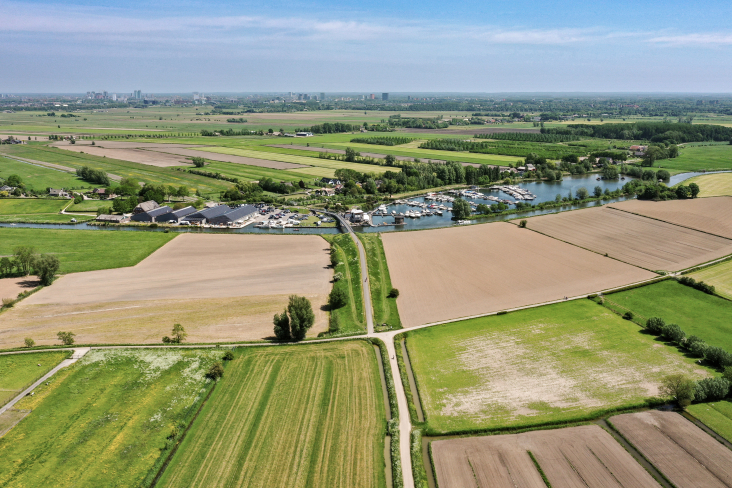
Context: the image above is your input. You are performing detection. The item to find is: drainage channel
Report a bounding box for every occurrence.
[400,338,424,423]
[681,411,732,450]
[373,344,394,488]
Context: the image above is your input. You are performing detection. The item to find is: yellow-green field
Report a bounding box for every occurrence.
[689,259,732,300]
[158,341,386,488]
[0,352,69,407]
[685,172,732,197]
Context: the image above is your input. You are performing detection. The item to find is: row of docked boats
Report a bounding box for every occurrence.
[487,185,537,200]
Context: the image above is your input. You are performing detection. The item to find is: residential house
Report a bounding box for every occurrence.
[49,188,70,198]
[133,200,160,214]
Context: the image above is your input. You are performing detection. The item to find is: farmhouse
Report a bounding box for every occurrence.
[156,206,196,223]
[96,214,129,223]
[320,178,342,186]
[130,205,172,223]
[133,200,160,214]
[314,188,336,196]
[0,185,14,192]
[48,188,69,198]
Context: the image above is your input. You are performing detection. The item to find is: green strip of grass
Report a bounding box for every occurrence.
[0,351,70,406]
[687,401,732,443]
[321,234,365,334]
[0,227,176,274]
[356,233,402,330]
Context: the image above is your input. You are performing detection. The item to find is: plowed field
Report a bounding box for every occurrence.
[381,222,654,327]
[158,341,386,488]
[610,196,732,240]
[611,410,732,488]
[523,206,732,271]
[432,425,658,488]
[0,234,331,347]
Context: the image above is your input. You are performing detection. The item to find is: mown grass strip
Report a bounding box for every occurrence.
[321,234,365,334]
[357,233,402,331]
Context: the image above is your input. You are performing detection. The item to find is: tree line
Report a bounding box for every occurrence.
[542,122,732,143]
[349,136,414,146]
[76,166,110,186]
[474,132,581,143]
[0,246,60,287]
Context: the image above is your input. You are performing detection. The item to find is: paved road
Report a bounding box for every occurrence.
[0,347,90,416]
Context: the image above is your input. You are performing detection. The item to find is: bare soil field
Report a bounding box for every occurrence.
[610,196,732,240]
[51,140,308,169]
[0,277,39,301]
[381,222,654,327]
[523,206,732,272]
[0,234,331,346]
[432,425,658,488]
[611,410,732,488]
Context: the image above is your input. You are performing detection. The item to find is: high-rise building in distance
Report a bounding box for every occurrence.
[320,92,325,101]
[133,90,142,99]
[382,93,389,101]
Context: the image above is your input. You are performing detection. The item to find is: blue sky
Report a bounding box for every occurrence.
[3,0,732,93]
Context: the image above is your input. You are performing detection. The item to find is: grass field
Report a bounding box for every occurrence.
[322,234,365,334]
[356,233,402,330]
[0,156,88,191]
[0,227,176,274]
[0,348,223,487]
[685,172,732,197]
[405,300,709,434]
[0,198,84,223]
[66,199,113,212]
[657,144,732,172]
[0,351,69,407]
[158,341,386,488]
[688,401,732,443]
[690,259,732,300]
[603,280,732,351]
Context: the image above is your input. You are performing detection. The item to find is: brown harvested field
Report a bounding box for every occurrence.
[610,196,732,240]
[0,234,332,347]
[523,206,732,272]
[0,277,40,301]
[432,425,659,488]
[611,410,732,488]
[381,222,654,327]
[51,140,308,169]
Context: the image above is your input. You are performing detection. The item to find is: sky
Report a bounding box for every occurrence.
[3,0,732,93]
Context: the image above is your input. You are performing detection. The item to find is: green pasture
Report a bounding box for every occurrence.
[196,160,319,184]
[0,198,81,223]
[404,300,709,434]
[690,259,732,300]
[603,280,732,351]
[655,144,732,172]
[66,199,111,212]
[0,352,69,407]
[322,234,365,334]
[688,401,732,443]
[0,228,176,274]
[158,342,386,488]
[0,156,88,191]
[0,348,223,488]
[356,233,402,330]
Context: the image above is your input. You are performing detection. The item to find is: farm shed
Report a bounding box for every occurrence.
[130,206,172,223]
[156,206,196,223]
[183,205,232,225]
[96,214,129,223]
[208,205,257,226]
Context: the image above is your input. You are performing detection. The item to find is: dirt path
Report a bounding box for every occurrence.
[0,347,90,416]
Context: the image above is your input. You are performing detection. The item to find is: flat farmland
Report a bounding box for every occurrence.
[685,172,732,197]
[381,222,654,327]
[688,401,732,443]
[690,258,732,299]
[1,234,331,347]
[611,411,732,488]
[523,206,732,272]
[659,144,732,171]
[0,351,69,407]
[0,349,222,487]
[432,425,659,488]
[405,300,708,433]
[0,198,69,223]
[158,341,386,488]
[0,155,86,191]
[0,276,39,301]
[51,140,195,167]
[610,196,732,240]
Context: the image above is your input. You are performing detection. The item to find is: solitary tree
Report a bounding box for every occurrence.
[24,337,35,348]
[206,362,224,380]
[575,187,589,200]
[57,331,75,345]
[660,374,695,408]
[451,197,472,220]
[163,323,187,343]
[35,254,60,286]
[191,157,205,168]
[388,288,400,298]
[329,287,348,309]
[288,295,315,341]
[593,186,603,198]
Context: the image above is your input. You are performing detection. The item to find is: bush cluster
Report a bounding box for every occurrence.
[678,276,716,295]
[645,316,732,369]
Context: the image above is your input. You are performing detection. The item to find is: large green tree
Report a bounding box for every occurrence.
[35,254,60,286]
[273,308,291,340]
[451,197,472,220]
[288,295,315,341]
[13,246,36,276]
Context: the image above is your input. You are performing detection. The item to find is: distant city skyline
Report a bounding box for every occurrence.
[3,0,732,93]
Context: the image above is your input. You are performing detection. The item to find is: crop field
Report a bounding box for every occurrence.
[0,351,69,407]
[431,425,659,488]
[199,160,314,184]
[602,280,732,351]
[0,348,222,487]
[381,222,654,328]
[51,140,197,168]
[404,300,708,433]
[688,401,732,443]
[659,144,732,172]
[0,155,87,191]
[684,172,732,197]
[522,206,732,272]
[690,258,732,300]
[0,277,39,301]
[356,233,401,329]
[1,234,331,347]
[322,234,365,334]
[610,196,732,240]
[158,341,386,488]
[610,411,732,488]
[0,227,176,274]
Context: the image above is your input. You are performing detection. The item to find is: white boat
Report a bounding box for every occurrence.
[413,211,422,218]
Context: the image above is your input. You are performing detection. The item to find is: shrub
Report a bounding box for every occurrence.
[273,308,290,341]
[645,317,665,334]
[706,346,732,369]
[2,297,15,308]
[723,366,732,383]
[660,374,696,408]
[388,288,400,299]
[330,249,339,267]
[329,287,348,309]
[333,272,344,282]
[622,311,634,320]
[206,362,224,380]
[661,323,686,344]
[24,337,35,348]
[689,340,709,358]
[694,377,731,402]
[222,351,234,361]
[57,331,75,345]
[518,219,527,228]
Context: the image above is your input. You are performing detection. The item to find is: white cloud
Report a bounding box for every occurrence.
[649,33,732,46]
